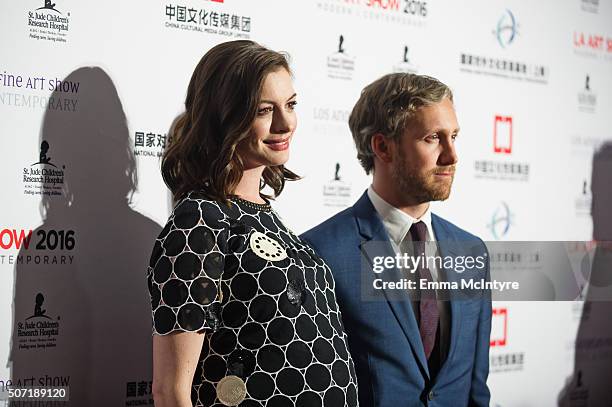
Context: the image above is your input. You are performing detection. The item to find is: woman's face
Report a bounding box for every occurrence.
[238,68,297,169]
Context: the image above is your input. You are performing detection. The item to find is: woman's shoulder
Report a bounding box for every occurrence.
[150,191,233,267]
[173,189,218,208]
[169,190,238,230]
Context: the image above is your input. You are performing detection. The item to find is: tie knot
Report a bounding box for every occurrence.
[409,221,428,242]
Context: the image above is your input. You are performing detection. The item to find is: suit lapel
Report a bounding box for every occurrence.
[353,192,430,378]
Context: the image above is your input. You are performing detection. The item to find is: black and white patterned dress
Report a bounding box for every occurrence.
[147,191,359,407]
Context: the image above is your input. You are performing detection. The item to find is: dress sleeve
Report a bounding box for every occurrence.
[147,196,227,335]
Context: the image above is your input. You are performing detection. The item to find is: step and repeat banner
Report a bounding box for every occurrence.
[1,0,611,406]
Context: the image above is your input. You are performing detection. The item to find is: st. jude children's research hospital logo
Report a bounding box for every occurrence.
[16,293,61,350]
[27,0,71,43]
[22,140,66,197]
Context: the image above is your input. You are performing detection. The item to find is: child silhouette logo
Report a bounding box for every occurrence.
[32,140,58,168]
[37,0,60,13]
[338,35,344,53]
[585,75,590,91]
[27,293,52,320]
[39,141,51,164]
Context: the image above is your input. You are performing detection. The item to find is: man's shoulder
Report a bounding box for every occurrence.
[432,213,483,244]
[300,206,357,244]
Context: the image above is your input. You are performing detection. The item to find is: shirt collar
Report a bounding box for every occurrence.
[367,185,436,246]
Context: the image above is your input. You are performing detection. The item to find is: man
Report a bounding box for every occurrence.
[301,73,491,406]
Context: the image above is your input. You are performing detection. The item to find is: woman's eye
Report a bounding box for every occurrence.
[426,134,439,142]
[257,106,273,115]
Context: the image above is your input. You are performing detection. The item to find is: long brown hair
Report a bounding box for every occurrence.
[162,40,299,203]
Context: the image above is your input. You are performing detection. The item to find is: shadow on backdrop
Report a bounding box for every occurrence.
[559,142,612,406]
[9,67,162,406]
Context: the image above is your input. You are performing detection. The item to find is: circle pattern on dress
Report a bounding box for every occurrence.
[147,192,358,406]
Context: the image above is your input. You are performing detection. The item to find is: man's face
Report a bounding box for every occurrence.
[391,97,459,204]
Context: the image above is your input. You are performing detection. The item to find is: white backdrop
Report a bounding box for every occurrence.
[1,0,611,406]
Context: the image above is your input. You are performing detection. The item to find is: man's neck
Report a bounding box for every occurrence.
[370,180,430,220]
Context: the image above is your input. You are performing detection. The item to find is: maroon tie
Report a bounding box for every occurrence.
[409,221,439,359]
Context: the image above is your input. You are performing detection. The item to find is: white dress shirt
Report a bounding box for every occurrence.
[367,185,439,281]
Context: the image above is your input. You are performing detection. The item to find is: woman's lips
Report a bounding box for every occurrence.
[263,137,290,151]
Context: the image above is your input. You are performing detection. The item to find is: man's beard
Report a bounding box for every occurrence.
[391,153,455,204]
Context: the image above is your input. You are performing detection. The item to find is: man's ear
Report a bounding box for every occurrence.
[371,133,394,164]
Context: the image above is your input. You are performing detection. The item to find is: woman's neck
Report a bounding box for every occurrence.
[234,166,266,203]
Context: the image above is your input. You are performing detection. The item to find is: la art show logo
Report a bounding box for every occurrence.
[0,226,76,265]
[573,30,612,60]
[316,0,428,27]
[27,0,71,43]
[0,70,80,112]
[22,140,66,197]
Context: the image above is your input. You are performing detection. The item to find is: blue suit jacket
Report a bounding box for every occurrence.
[301,191,491,407]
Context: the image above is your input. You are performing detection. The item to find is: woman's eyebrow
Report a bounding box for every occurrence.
[259,93,297,104]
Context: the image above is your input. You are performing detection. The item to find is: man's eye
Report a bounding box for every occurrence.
[287,101,298,110]
[426,134,440,142]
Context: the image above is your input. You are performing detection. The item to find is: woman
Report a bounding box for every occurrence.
[147,40,358,407]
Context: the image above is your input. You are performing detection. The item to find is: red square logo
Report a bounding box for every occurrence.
[494,115,513,154]
[490,307,508,347]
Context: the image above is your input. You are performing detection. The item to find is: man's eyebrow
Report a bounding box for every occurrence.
[424,126,460,134]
